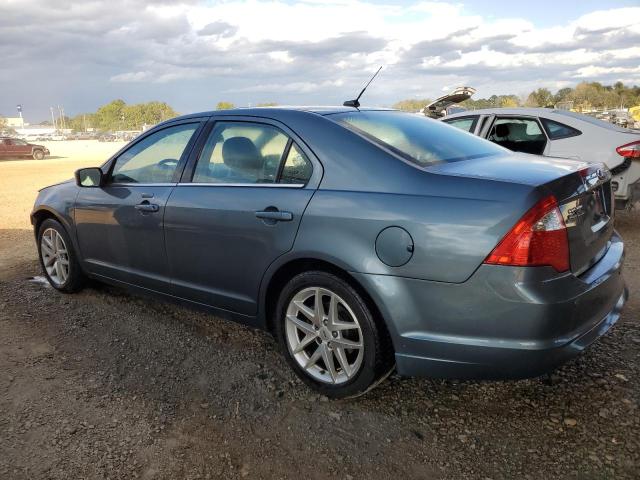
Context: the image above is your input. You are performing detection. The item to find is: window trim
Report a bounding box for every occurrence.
[540,117,582,140]
[103,120,206,186]
[182,118,315,188]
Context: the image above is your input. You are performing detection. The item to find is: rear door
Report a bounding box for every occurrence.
[74,120,204,291]
[164,116,322,316]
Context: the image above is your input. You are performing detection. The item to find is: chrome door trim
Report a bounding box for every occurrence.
[175,183,305,188]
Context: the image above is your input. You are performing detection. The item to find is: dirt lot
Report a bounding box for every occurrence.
[1,150,639,479]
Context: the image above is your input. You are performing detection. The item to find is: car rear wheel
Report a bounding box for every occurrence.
[275,271,393,398]
[32,149,44,160]
[37,218,86,293]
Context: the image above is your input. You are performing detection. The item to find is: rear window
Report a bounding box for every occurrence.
[332,110,504,167]
[540,118,581,139]
[552,110,635,133]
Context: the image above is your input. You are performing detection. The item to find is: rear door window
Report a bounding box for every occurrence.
[443,116,478,133]
[487,117,547,155]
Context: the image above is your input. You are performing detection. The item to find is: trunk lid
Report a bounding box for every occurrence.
[429,152,614,275]
[556,166,614,275]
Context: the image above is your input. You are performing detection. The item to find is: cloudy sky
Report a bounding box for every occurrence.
[1,0,639,121]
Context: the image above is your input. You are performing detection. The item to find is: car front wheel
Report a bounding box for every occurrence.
[37,218,86,292]
[275,271,393,398]
[32,149,45,160]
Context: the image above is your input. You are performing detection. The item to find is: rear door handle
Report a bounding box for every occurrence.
[255,210,293,222]
[135,203,159,213]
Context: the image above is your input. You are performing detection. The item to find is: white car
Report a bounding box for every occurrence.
[443,108,640,209]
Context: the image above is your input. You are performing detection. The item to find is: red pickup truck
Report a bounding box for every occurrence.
[0,137,50,160]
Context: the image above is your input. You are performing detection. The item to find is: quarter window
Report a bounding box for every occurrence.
[280,143,312,184]
[540,118,581,140]
[444,116,478,133]
[110,123,198,184]
[193,122,289,184]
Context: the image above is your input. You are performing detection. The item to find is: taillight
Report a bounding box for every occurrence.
[484,195,569,272]
[616,140,640,159]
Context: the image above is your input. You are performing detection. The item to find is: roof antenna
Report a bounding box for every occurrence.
[343,66,383,108]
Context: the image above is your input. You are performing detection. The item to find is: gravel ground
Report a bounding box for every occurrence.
[0,156,639,479]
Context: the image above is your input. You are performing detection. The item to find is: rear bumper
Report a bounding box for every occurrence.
[353,231,627,380]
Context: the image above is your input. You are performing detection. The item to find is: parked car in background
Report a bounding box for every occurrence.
[31,107,627,397]
[0,137,50,160]
[98,134,118,142]
[443,108,640,209]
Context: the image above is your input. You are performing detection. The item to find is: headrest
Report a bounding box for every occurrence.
[495,123,510,137]
[222,137,261,170]
[509,123,528,136]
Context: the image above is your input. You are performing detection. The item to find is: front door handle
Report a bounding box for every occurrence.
[255,210,293,222]
[135,202,159,213]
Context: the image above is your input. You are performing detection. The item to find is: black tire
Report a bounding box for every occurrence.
[275,271,394,399]
[32,149,45,160]
[37,218,86,293]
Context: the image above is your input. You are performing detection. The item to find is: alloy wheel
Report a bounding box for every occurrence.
[40,227,70,286]
[285,287,364,384]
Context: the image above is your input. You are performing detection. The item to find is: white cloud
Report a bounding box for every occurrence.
[0,0,638,119]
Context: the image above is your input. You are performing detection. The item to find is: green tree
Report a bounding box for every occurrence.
[256,102,279,107]
[525,88,554,107]
[95,99,126,130]
[216,101,235,110]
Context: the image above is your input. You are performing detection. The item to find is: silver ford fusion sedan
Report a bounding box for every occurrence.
[32,107,628,398]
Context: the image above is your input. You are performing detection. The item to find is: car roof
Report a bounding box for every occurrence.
[160,106,395,124]
[444,107,637,132]
[445,107,561,118]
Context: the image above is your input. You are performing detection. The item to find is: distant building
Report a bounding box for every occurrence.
[1,116,26,127]
[15,125,56,136]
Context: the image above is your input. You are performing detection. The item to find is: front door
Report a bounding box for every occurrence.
[74,121,203,292]
[164,119,319,316]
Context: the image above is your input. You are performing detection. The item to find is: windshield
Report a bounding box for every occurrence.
[331,110,505,167]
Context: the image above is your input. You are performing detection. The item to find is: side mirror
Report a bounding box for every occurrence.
[75,167,104,187]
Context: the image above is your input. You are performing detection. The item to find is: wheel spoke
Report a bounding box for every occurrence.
[44,253,56,267]
[332,337,363,350]
[287,314,315,336]
[53,260,62,280]
[314,288,324,318]
[331,320,359,331]
[58,257,69,266]
[334,346,351,377]
[293,300,316,323]
[322,347,338,383]
[41,243,54,257]
[304,345,323,370]
[54,232,64,252]
[293,332,317,354]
